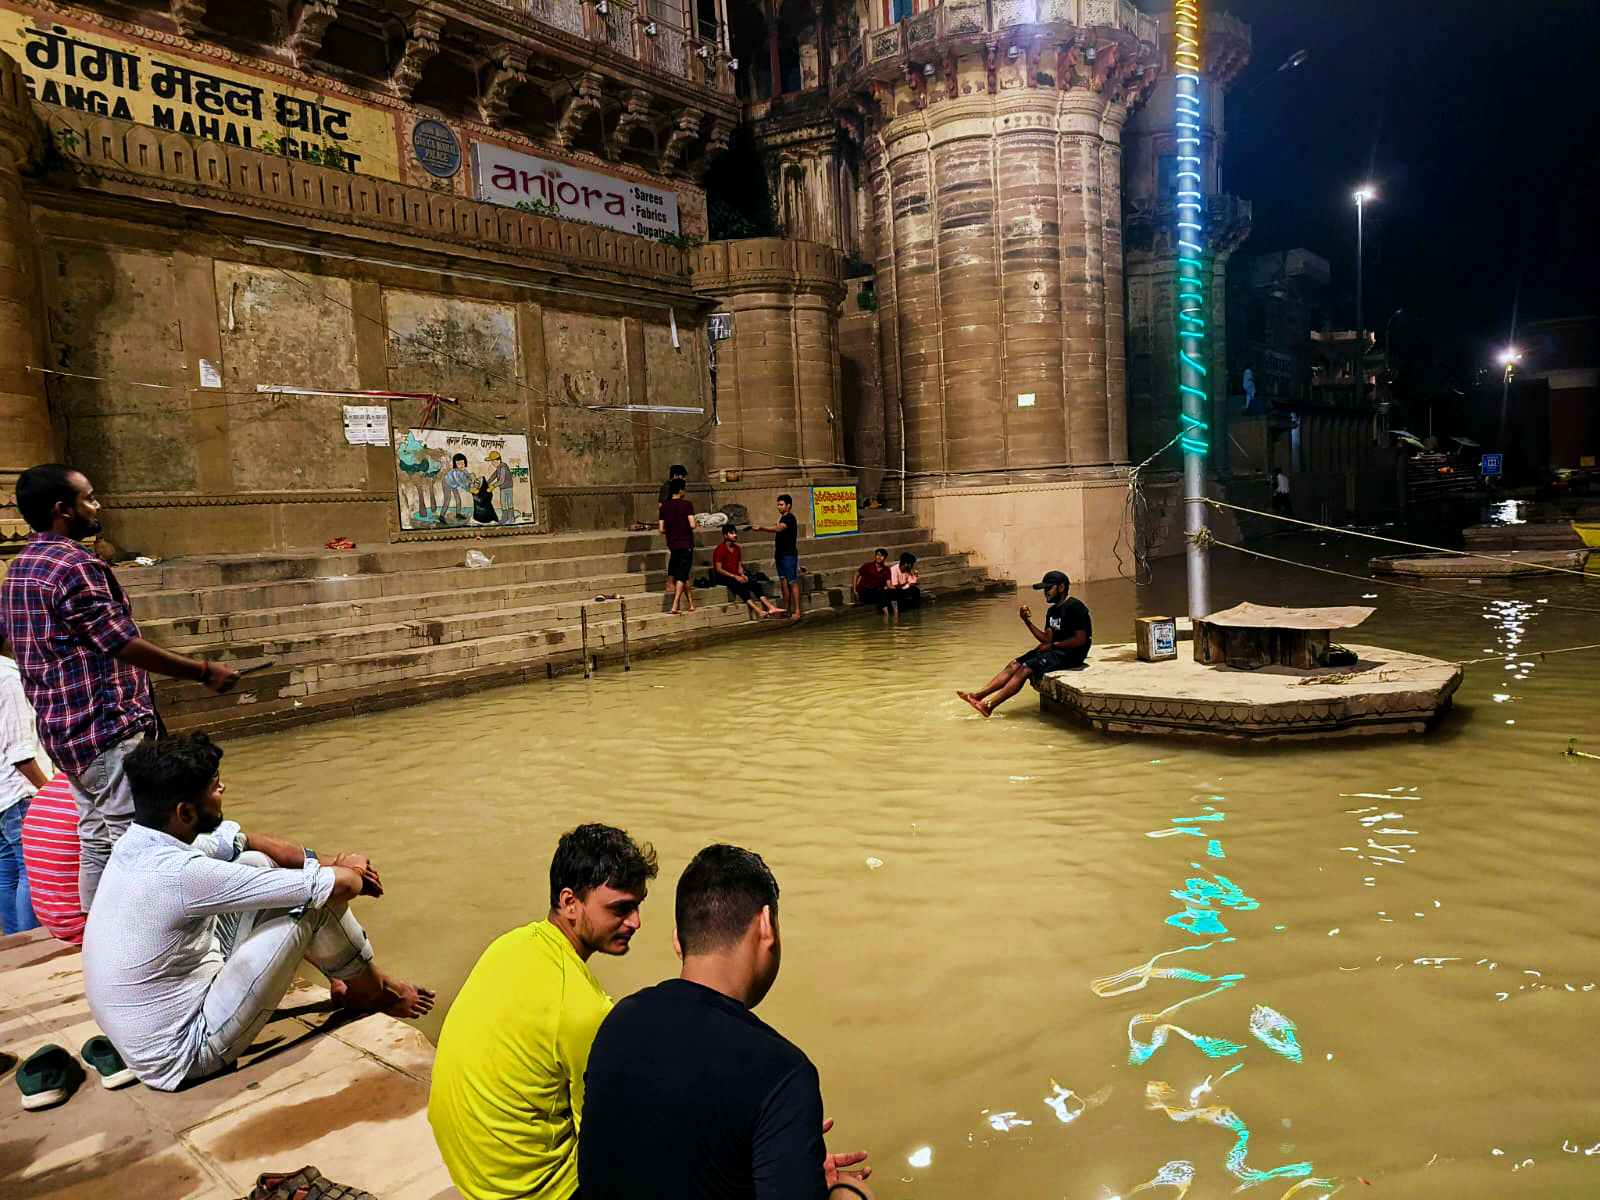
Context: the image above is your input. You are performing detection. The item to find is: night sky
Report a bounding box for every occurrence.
[1218,0,1594,350]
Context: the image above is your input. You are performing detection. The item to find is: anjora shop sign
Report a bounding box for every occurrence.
[0,8,401,178]
[471,141,680,240]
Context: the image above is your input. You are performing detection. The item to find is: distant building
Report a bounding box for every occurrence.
[1222,248,1397,522]
[1519,315,1599,469]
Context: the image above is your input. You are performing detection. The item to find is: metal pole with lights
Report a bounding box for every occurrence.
[1353,186,1374,406]
[1173,0,1209,619]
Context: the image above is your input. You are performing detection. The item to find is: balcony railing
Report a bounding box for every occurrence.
[854,0,1156,73]
[511,0,733,92]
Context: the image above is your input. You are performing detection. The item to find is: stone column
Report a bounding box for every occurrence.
[690,238,844,479]
[867,141,904,492]
[995,95,1064,471]
[883,129,945,475]
[1100,104,1130,465]
[1059,93,1109,466]
[929,101,1003,473]
[0,51,52,536]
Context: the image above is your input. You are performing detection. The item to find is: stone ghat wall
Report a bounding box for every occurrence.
[1,54,732,554]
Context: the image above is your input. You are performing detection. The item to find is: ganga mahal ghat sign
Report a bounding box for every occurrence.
[0,8,401,176]
[2,7,693,237]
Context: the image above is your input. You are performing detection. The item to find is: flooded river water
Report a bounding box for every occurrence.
[219,534,1598,1199]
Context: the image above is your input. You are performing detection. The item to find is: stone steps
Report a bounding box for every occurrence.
[124,514,999,735]
[118,514,928,596]
[123,528,945,621]
[155,562,997,737]
[145,553,973,664]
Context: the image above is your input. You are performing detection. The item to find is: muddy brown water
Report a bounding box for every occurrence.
[218,536,1599,1198]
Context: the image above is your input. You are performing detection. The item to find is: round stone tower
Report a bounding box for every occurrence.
[834,1,1161,578]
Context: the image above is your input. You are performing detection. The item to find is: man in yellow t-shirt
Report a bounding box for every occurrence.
[429,824,658,1200]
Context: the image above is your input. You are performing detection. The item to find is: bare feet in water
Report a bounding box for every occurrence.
[332,972,437,1019]
[957,691,991,718]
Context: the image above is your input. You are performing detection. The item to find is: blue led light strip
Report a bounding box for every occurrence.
[1173,0,1207,456]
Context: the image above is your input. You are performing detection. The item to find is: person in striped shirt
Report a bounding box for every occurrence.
[20,773,85,945]
[1,636,46,933]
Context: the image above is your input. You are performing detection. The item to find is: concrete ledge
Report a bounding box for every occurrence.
[0,929,454,1200]
[1036,642,1464,742]
[1368,550,1588,577]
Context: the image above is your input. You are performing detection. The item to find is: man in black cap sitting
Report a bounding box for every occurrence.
[958,570,1091,717]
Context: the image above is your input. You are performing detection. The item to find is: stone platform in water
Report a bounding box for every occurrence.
[1369,550,1588,577]
[0,929,455,1200]
[1035,642,1463,742]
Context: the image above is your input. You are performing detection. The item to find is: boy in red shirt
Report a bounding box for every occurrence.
[712,527,784,618]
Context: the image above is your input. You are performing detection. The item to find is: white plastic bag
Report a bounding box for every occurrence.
[465,549,494,568]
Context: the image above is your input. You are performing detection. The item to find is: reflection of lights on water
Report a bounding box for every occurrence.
[1248,1006,1303,1062]
[907,1146,932,1168]
[1091,942,1242,997]
[1041,1081,1110,1124]
[1144,1082,1324,1187]
[983,1110,1032,1132]
[1128,1159,1195,1196]
[1104,793,1340,1193]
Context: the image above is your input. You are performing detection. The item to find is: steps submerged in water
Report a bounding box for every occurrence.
[127,515,1003,736]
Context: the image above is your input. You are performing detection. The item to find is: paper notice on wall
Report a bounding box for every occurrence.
[198,359,222,389]
[343,405,389,445]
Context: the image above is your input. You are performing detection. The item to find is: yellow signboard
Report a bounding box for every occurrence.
[810,485,859,539]
[0,7,401,179]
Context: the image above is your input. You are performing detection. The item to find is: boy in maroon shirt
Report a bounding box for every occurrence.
[658,479,697,615]
[712,527,783,618]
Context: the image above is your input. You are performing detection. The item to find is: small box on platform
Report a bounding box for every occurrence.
[1135,616,1178,662]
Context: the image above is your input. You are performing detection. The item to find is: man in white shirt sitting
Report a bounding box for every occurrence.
[83,731,434,1091]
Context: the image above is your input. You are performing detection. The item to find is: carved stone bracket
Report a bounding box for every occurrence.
[480,43,530,126]
[171,0,208,39]
[688,114,733,176]
[609,88,653,159]
[659,107,703,175]
[554,71,605,150]
[287,0,339,68]
[391,12,445,99]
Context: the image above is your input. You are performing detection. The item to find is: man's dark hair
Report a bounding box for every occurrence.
[669,464,687,478]
[549,823,659,908]
[875,547,888,557]
[452,453,467,467]
[899,552,917,567]
[16,464,83,532]
[669,478,686,496]
[675,844,780,955]
[126,732,223,828]
[777,493,792,506]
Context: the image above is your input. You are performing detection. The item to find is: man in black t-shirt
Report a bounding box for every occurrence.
[751,494,802,621]
[958,570,1091,717]
[578,844,874,1200]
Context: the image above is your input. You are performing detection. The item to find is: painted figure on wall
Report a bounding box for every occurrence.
[486,451,515,524]
[442,454,473,522]
[396,431,445,524]
[394,429,537,532]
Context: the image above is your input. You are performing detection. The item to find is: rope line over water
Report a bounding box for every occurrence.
[1194,496,1598,580]
[1209,537,1600,618]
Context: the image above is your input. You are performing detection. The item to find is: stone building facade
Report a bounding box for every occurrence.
[0,0,771,553]
[724,0,1253,582]
[4,0,1262,584]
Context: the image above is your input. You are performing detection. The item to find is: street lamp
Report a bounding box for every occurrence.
[1353,186,1376,403]
[1500,346,1521,383]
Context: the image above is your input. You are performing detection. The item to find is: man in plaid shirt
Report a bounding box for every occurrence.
[1,465,240,910]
